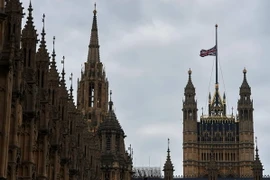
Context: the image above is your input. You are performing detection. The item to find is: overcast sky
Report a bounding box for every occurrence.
[20,0,270,176]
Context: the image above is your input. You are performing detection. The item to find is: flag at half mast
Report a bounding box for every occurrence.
[200,45,217,57]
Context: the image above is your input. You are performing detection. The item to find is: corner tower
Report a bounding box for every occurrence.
[237,68,254,176]
[77,4,109,132]
[182,69,198,177]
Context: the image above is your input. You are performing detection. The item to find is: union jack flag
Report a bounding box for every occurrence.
[200,45,217,57]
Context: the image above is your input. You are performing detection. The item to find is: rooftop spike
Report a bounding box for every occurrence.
[167,138,170,155]
[40,13,46,49]
[87,3,100,63]
[61,56,65,83]
[69,72,73,99]
[109,90,113,111]
[255,137,259,159]
[51,36,56,64]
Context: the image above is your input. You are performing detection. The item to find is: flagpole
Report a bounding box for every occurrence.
[215,24,218,106]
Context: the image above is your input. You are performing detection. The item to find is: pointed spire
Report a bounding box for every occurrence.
[87,3,100,63]
[48,36,60,82]
[241,68,250,88]
[167,138,170,156]
[185,68,195,90]
[109,90,113,111]
[240,67,251,96]
[61,56,66,85]
[26,0,33,26]
[69,72,73,99]
[51,36,56,66]
[163,138,174,172]
[255,137,259,159]
[22,0,37,40]
[40,13,47,49]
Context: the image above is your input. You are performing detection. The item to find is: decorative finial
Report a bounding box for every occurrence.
[61,56,65,69]
[243,67,247,74]
[29,0,33,12]
[168,138,170,150]
[110,90,112,101]
[93,2,97,15]
[69,73,73,98]
[188,68,192,75]
[42,13,45,29]
[108,90,113,111]
[69,73,73,85]
[53,36,55,49]
[51,36,56,64]
[215,24,218,28]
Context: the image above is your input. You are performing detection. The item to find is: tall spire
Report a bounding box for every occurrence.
[61,56,66,85]
[69,72,73,99]
[167,138,170,157]
[40,13,46,49]
[163,138,174,173]
[109,90,113,111]
[255,137,259,160]
[87,3,100,63]
[51,36,56,66]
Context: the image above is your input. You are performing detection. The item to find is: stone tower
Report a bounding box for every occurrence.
[183,67,255,178]
[182,69,198,177]
[237,68,254,176]
[77,5,109,132]
[163,138,174,180]
[97,92,133,180]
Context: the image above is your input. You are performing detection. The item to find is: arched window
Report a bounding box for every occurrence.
[106,134,111,151]
[97,83,102,108]
[28,49,31,67]
[116,135,120,152]
[88,82,95,107]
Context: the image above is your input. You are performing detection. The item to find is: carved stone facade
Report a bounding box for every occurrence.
[0,1,133,180]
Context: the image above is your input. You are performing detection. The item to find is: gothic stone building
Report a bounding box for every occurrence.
[0,0,133,179]
[182,68,264,180]
[133,71,265,180]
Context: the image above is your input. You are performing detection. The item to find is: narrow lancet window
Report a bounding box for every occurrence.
[88,82,95,107]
